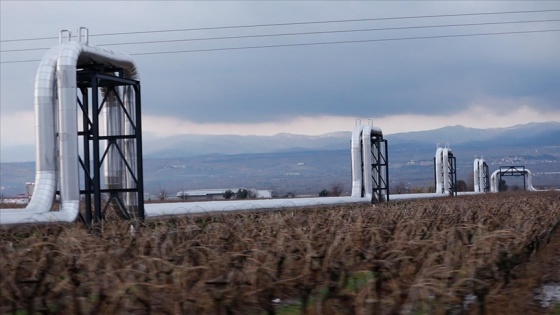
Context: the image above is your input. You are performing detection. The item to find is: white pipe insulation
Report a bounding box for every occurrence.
[434,146,453,195]
[144,123,384,218]
[490,168,538,192]
[144,123,381,218]
[473,159,481,193]
[2,29,389,226]
[435,147,444,193]
[0,36,139,225]
[361,125,374,200]
[349,124,384,199]
[479,159,485,191]
[473,158,488,193]
[351,125,365,198]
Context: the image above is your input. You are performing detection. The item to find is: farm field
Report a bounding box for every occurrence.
[1,191,559,314]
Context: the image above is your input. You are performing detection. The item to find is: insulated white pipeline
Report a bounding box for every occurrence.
[28,47,61,214]
[145,122,380,216]
[103,87,123,192]
[435,147,444,193]
[478,159,485,192]
[434,147,453,194]
[350,124,383,199]
[351,125,364,197]
[361,125,373,200]
[473,158,488,193]
[1,30,377,225]
[144,196,369,218]
[0,40,139,225]
[102,86,125,216]
[490,170,500,193]
[0,47,61,221]
[473,159,481,193]
[490,168,538,192]
[123,86,139,215]
[525,169,537,191]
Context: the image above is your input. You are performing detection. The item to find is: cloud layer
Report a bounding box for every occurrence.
[1,1,559,147]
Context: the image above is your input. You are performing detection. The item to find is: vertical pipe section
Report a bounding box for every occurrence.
[103,86,124,214]
[56,47,81,219]
[351,125,364,197]
[0,47,60,218]
[124,85,139,218]
[490,170,500,192]
[473,158,480,192]
[435,147,443,193]
[351,124,384,200]
[0,41,140,225]
[27,47,60,213]
[361,126,373,200]
[525,169,537,191]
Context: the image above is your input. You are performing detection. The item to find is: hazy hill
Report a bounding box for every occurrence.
[386,121,560,146]
[141,122,560,158]
[142,131,351,158]
[1,122,559,196]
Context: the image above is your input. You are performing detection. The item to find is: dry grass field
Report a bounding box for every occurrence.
[1,191,559,314]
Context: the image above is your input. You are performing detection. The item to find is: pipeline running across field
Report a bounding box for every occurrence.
[1,29,141,225]
[0,28,552,226]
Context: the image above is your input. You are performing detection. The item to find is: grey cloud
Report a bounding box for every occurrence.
[1,1,559,124]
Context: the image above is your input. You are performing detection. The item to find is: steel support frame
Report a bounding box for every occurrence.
[369,135,389,203]
[77,65,144,226]
[498,166,526,192]
[482,161,490,193]
[447,153,457,196]
[432,153,457,196]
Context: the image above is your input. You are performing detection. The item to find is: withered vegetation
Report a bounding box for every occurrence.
[1,191,559,314]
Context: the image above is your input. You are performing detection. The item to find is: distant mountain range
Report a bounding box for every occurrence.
[142,131,352,158]
[2,121,558,162]
[386,121,560,147]
[141,121,560,158]
[1,121,559,196]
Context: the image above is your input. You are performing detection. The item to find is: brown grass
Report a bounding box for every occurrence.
[1,191,559,314]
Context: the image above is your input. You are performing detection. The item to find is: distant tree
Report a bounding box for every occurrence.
[456,180,468,192]
[319,189,329,197]
[392,182,408,194]
[223,189,234,199]
[178,189,188,200]
[284,192,295,198]
[329,183,344,197]
[499,179,508,192]
[271,190,282,198]
[466,171,475,191]
[410,187,426,193]
[248,189,257,199]
[236,188,248,199]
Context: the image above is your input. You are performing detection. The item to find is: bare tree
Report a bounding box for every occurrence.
[223,189,234,199]
[329,183,344,197]
[456,180,469,192]
[466,171,475,191]
[391,182,409,194]
[158,187,168,201]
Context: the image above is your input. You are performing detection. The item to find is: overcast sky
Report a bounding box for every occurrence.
[1,1,559,160]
